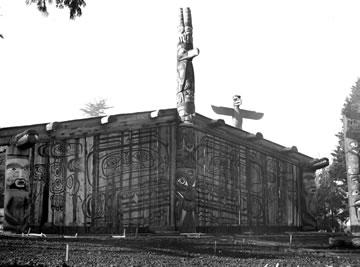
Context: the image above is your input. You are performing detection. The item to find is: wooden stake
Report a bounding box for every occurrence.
[65,244,69,262]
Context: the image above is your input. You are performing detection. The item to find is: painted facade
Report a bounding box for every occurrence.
[28,123,176,234]
[0,111,325,234]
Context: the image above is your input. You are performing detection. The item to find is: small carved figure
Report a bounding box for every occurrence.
[176,7,199,123]
[211,95,264,129]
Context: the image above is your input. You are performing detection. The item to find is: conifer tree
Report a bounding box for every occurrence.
[316,78,360,231]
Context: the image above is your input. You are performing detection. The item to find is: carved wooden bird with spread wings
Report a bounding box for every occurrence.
[211,95,263,130]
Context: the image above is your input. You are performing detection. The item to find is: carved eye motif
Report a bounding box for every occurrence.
[350,141,359,149]
[178,177,188,186]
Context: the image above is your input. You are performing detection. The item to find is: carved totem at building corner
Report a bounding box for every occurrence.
[176,7,199,124]
[175,126,197,233]
[344,93,360,233]
[4,130,38,233]
[300,158,329,231]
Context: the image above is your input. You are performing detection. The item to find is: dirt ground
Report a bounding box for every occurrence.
[1,233,360,266]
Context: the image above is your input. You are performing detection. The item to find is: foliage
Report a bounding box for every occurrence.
[316,78,360,231]
[328,131,347,187]
[342,78,360,115]
[80,98,113,118]
[316,167,347,232]
[25,0,86,19]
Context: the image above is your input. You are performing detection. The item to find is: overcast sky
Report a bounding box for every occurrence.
[1,0,359,161]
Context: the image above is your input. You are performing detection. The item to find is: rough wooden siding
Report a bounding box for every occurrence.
[28,126,174,233]
[0,151,4,209]
[195,131,299,230]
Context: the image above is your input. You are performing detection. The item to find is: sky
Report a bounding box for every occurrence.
[1,0,360,161]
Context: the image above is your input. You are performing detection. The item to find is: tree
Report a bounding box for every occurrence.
[80,98,113,118]
[316,167,347,232]
[316,78,360,231]
[25,0,86,19]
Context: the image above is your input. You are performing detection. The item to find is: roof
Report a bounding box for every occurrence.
[0,108,313,165]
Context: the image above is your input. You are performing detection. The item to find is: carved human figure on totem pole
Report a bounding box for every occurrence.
[300,158,329,231]
[211,95,264,130]
[4,130,38,233]
[176,7,199,124]
[344,101,360,232]
[346,140,360,223]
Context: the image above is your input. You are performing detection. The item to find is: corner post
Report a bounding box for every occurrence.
[4,130,38,233]
[300,158,329,231]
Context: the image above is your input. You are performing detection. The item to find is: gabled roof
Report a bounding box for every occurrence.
[0,108,313,165]
[0,109,178,145]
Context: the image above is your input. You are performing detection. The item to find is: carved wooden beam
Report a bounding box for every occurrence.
[207,119,225,127]
[280,146,298,154]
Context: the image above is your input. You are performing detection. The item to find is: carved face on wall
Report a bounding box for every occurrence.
[302,172,316,196]
[351,176,360,202]
[233,95,242,107]
[347,153,359,177]
[6,158,30,191]
[175,169,196,213]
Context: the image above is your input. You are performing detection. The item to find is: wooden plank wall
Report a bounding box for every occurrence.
[0,151,4,210]
[28,126,175,233]
[195,131,300,231]
[0,119,302,233]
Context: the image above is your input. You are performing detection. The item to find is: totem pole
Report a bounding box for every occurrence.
[175,127,197,233]
[300,158,329,231]
[176,7,199,124]
[211,95,264,129]
[344,94,360,233]
[4,130,38,233]
[175,7,198,233]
